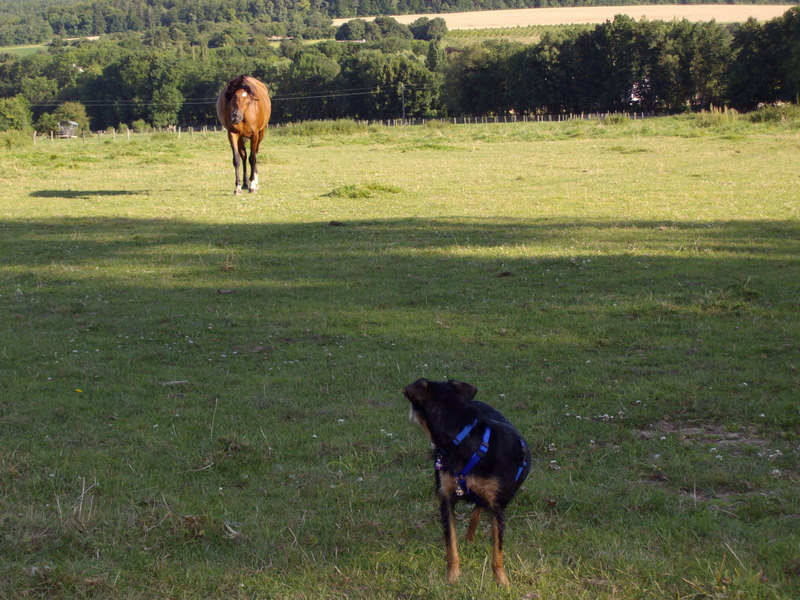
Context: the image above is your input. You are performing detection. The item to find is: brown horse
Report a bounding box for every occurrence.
[216,75,271,195]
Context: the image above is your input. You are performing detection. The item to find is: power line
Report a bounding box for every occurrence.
[26,83,438,109]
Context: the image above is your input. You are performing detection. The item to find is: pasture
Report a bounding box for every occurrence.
[1,115,799,599]
[0,43,48,57]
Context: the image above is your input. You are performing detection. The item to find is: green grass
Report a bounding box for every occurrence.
[0,43,48,56]
[1,114,799,599]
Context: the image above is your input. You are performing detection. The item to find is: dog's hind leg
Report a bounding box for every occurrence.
[490,507,509,585]
[465,507,482,542]
[440,497,460,583]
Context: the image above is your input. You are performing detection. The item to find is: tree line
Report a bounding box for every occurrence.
[1,8,798,133]
[1,0,796,46]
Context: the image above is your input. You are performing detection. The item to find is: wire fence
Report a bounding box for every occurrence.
[372,112,653,126]
[32,111,654,142]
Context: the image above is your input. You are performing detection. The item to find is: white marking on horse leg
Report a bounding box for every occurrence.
[234,185,243,196]
[249,174,258,192]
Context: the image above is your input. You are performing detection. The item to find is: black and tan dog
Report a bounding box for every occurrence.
[404,378,531,585]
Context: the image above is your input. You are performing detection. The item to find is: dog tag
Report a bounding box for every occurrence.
[435,457,443,471]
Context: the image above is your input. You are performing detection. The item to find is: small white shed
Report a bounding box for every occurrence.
[58,120,79,138]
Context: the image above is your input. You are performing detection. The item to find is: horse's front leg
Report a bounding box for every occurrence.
[248,150,259,193]
[248,132,263,193]
[237,137,249,192]
[228,132,243,195]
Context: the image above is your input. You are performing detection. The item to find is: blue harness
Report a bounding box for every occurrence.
[435,420,528,500]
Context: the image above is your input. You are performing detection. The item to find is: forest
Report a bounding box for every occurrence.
[1,0,798,45]
[0,7,798,132]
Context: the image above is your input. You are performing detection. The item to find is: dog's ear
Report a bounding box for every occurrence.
[449,379,478,401]
[403,378,432,406]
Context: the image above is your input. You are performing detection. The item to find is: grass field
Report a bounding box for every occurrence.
[0,43,48,57]
[1,113,799,599]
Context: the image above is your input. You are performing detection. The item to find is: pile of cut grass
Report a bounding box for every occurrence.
[324,182,402,198]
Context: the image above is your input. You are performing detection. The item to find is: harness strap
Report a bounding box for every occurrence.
[451,419,477,446]
[434,419,478,473]
[514,439,529,483]
[456,426,491,497]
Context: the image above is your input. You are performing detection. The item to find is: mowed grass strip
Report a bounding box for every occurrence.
[1,115,798,599]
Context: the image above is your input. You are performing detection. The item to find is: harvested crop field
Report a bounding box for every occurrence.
[332,4,794,28]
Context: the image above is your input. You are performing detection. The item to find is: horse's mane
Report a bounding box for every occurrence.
[224,75,258,102]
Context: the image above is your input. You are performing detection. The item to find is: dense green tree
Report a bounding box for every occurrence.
[408,17,448,41]
[373,17,413,40]
[426,41,445,72]
[151,84,184,126]
[335,19,366,41]
[676,20,732,109]
[79,51,188,128]
[335,49,437,119]
[571,16,644,112]
[506,33,572,114]
[279,38,306,59]
[443,40,522,115]
[0,95,32,131]
[727,18,780,110]
[20,75,60,107]
[278,48,341,120]
[35,111,61,135]
[728,8,800,109]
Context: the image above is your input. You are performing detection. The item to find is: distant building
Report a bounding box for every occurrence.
[59,120,78,138]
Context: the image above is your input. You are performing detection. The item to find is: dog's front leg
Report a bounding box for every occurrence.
[490,507,509,585]
[439,497,460,583]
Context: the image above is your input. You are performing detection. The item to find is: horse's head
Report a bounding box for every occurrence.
[224,76,259,125]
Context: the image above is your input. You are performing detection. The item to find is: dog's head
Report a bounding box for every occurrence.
[403,378,478,442]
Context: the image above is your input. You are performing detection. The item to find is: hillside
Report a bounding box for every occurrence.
[0,0,797,45]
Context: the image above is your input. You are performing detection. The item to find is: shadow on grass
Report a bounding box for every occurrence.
[1,215,798,279]
[29,190,141,199]
[2,215,798,422]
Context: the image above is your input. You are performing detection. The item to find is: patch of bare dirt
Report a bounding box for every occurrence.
[636,420,773,453]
